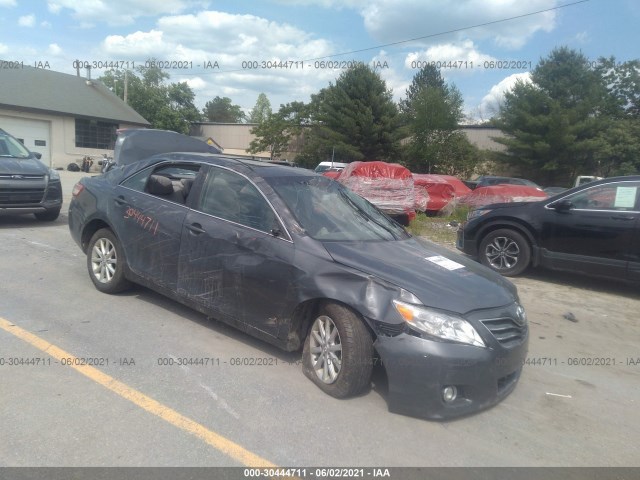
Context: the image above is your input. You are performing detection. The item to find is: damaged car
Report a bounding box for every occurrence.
[68,133,528,420]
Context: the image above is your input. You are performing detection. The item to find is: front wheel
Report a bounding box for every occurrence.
[479,228,531,276]
[302,302,373,398]
[86,228,132,294]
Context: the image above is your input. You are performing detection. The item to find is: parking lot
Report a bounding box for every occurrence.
[1,170,639,468]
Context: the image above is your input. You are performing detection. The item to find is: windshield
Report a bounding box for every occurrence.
[0,133,31,159]
[269,175,409,241]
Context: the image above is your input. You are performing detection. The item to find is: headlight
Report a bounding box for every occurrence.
[48,169,60,181]
[393,300,486,347]
[467,208,491,221]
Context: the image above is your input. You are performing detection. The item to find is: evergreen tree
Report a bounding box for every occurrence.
[400,64,474,175]
[248,93,272,124]
[493,47,619,184]
[303,63,400,164]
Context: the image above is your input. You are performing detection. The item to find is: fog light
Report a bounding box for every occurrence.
[442,386,457,403]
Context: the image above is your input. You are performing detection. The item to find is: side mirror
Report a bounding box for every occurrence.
[549,199,573,212]
[33,152,42,160]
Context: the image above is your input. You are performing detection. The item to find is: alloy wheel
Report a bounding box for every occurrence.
[485,236,520,270]
[91,238,117,283]
[309,315,343,384]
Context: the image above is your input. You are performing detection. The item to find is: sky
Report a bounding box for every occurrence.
[0,0,638,122]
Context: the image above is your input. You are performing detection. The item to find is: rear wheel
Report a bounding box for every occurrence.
[86,228,132,294]
[479,228,531,276]
[302,302,373,398]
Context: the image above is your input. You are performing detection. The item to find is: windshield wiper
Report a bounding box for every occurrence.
[338,189,401,240]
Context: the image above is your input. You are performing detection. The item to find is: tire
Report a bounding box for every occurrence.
[302,302,373,398]
[34,208,60,222]
[86,228,132,294]
[479,228,531,276]
[67,163,80,172]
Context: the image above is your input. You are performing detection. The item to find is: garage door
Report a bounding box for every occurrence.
[0,117,51,167]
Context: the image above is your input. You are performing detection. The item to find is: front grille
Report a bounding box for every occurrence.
[0,174,45,180]
[480,317,527,348]
[0,188,46,205]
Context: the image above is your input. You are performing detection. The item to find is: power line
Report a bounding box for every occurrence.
[192,0,589,76]
[305,0,590,61]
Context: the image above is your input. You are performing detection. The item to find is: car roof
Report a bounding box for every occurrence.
[142,152,314,178]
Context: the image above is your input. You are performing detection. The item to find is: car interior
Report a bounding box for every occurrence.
[146,174,194,204]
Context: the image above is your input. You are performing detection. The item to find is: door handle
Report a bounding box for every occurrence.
[187,223,206,235]
[610,215,635,221]
[114,195,128,206]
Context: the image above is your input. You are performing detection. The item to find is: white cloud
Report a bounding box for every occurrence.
[18,14,36,27]
[478,72,531,118]
[0,43,8,54]
[575,31,588,43]
[97,10,339,110]
[405,40,496,76]
[0,0,16,7]
[46,0,203,26]
[40,20,52,28]
[103,30,169,57]
[48,43,63,55]
[183,77,207,90]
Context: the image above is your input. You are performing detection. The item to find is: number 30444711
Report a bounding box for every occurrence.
[124,207,159,235]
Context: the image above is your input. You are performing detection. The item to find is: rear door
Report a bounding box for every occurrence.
[177,165,297,337]
[112,161,201,291]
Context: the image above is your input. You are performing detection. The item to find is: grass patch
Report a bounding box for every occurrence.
[408,205,470,246]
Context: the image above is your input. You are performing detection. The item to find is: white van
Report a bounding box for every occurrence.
[574,175,603,187]
[314,161,348,173]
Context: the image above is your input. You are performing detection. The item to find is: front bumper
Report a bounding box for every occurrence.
[456,225,478,257]
[374,316,528,420]
[0,180,62,216]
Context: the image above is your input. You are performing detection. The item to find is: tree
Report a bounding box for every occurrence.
[99,60,202,134]
[493,47,612,184]
[248,101,309,159]
[202,96,246,123]
[248,93,272,124]
[400,64,474,175]
[399,64,447,120]
[301,63,400,165]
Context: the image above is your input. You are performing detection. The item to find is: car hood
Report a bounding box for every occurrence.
[322,237,517,315]
[0,157,49,176]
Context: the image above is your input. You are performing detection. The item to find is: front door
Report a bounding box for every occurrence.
[541,180,640,279]
[177,166,297,337]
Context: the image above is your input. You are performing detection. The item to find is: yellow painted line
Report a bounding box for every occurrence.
[0,316,277,468]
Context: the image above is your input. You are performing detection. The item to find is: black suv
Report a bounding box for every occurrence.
[457,176,640,282]
[0,128,63,221]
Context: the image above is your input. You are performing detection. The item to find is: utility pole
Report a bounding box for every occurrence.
[124,70,128,104]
